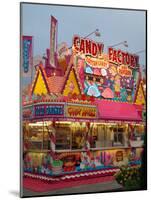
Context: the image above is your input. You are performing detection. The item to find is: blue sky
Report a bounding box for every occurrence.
[21,3,146,66]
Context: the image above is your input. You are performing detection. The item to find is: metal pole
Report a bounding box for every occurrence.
[83,30,97,39]
[134,50,146,54]
[68,29,100,49]
[109,41,128,48]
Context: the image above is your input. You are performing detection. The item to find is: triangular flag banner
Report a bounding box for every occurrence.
[135,81,145,105]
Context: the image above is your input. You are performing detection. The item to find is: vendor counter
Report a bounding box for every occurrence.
[23,146,143,176]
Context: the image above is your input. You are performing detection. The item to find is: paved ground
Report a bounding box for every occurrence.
[22,180,123,197]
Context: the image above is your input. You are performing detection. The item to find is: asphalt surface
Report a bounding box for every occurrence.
[22,180,123,197]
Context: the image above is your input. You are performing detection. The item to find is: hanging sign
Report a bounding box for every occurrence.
[66,105,97,119]
[22,36,33,76]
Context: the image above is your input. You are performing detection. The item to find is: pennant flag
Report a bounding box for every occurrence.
[135,80,145,105]
[50,16,58,67]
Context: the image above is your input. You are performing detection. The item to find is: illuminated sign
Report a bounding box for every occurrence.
[85,55,109,69]
[117,65,132,77]
[108,47,139,68]
[73,35,104,57]
[73,36,139,102]
[66,105,97,119]
[34,104,64,118]
[73,36,139,68]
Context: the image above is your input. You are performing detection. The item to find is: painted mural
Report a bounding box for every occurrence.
[76,55,139,102]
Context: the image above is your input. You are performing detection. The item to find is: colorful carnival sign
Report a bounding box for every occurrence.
[117,65,132,77]
[85,55,109,69]
[66,105,97,119]
[34,104,64,118]
[22,36,32,75]
[73,37,140,101]
[108,47,139,68]
[73,35,104,57]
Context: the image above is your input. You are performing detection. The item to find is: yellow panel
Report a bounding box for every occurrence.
[63,70,80,96]
[33,70,48,95]
[135,83,145,105]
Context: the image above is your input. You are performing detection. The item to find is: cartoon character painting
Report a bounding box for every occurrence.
[126,88,133,102]
[109,65,117,76]
[114,75,121,98]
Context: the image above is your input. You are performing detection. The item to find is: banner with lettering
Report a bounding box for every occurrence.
[50,15,58,67]
[34,104,64,118]
[22,36,33,77]
[66,105,97,119]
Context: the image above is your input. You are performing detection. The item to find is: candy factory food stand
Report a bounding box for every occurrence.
[22,50,146,180]
[23,103,145,176]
